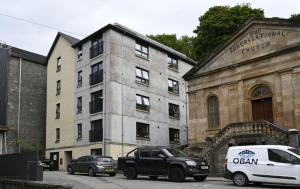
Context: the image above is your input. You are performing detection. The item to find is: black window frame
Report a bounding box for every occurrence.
[56,103,60,119]
[77,45,83,60]
[56,57,61,72]
[90,90,103,114]
[135,42,149,59]
[77,123,82,140]
[169,103,180,118]
[168,56,178,71]
[77,96,82,114]
[136,94,150,112]
[56,80,61,96]
[55,128,60,143]
[169,128,180,143]
[90,37,103,59]
[90,62,103,86]
[268,149,299,164]
[89,119,103,142]
[136,122,150,139]
[168,78,179,94]
[136,67,149,85]
[77,71,82,87]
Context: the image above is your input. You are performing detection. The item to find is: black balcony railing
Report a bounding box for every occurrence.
[136,104,150,112]
[89,129,103,142]
[168,86,179,94]
[89,71,103,86]
[90,41,103,59]
[89,99,103,114]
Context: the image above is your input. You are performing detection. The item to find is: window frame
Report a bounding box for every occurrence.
[136,94,150,112]
[90,37,103,59]
[268,149,299,164]
[56,80,61,96]
[168,56,178,71]
[77,123,82,140]
[168,78,179,94]
[55,128,60,143]
[135,42,149,59]
[169,103,180,119]
[55,103,60,119]
[77,45,83,60]
[169,128,180,143]
[135,67,149,85]
[77,71,82,87]
[77,96,82,114]
[56,57,61,72]
[207,95,220,129]
[136,122,150,139]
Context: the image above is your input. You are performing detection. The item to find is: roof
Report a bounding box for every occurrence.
[9,47,46,65]
[183,18,300,81]
[229,145,293,150]
[46,32,80,61]
[73,23,197,66]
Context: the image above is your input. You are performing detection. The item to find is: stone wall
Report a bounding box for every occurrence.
[0,179,72,189]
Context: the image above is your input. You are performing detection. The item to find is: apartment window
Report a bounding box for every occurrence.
[136,94,150,112]
[90,37,103,58]
[91,148,102,155]
[169,128,179,143]
[169,103,180,118]
[168,56,178,70]
[90,90,103,114]
[77,97,82,113]
[77,45,83,60]
[168,79,179,94]
[77,71,82,87]
[135,42,148,58]
[90,119,103,142]
[207,95,219,129]
[136,122,150,139]
[77,123,82,140]
[56,80,61,96]
[56,57,61,72]
[90,62,103,86]
[56,103,60,119]
[55,128,60,143]
[136,67,149,85]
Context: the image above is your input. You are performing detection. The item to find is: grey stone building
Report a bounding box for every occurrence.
[0,44,46,154]
[68,23,196,158]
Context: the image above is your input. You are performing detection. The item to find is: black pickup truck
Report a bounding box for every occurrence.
[118,146,209,182]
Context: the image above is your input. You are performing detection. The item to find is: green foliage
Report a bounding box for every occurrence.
[147,34,197,60]
[290,14,300,22]
[193,3,264,61]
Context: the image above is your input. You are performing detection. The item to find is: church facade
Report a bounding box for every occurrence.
[184,18,300,146]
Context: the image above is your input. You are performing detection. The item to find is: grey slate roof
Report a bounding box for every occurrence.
[10,47,46,65]
[59,32,80,45]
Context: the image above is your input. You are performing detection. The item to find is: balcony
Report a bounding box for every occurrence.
[89,129,103,142]
[89,99,103,114]
[89,71,103,86]
[90,41,103,59]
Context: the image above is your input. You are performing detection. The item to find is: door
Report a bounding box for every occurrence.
[50,152,59,171]
[151,150,168,175]
[263,149,300,184]
[137,149,152,174]
[64,151,72,170]
[252,97,273,123]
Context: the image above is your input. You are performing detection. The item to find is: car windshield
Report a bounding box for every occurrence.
[163,148,187,157]
[96,157,113,162]
[288,148,300,156]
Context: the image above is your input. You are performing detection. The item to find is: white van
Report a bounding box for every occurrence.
[224,145,300,186]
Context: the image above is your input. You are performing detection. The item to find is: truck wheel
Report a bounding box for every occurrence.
[109,173,116,177]
[149,176,158,180]
[194,175,207,181]
[88,168,96,177]
[170,167,185,182]
[125,167,137,179]
[233,172,248,186]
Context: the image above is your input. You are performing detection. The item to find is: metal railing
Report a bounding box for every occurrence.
[89,129,103,142]
[89,99,103,114]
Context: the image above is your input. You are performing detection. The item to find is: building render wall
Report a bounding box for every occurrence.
[188,50,300,144]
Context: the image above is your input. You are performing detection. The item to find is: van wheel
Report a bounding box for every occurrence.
[194,175,207,181]
[125,167,137,179]
[233,172,248,186]
[88,168,96,177]
[170,167,185,182]
[149,176,158,180]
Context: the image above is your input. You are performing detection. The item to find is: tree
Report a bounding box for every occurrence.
[193,3,264,61]
[290,14,300,22]
[147,34,197,60]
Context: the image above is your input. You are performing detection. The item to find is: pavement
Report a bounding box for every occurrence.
[43,171,298,189]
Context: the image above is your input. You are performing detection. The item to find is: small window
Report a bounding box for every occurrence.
[268,149,299,163]
[77,45,83,60]
[169,128,180,143]
[135,42,148,59]
[207,95,219,129]
[90,37,103,59]
[55,128,60,143]
[169,103,180,118]
[136,122,150,139]
[77,71,82,87]
[77,97,82,113]
[140,150,151,158]
[56,80,61,96]
[252,86,272,99]
[168,79,179,94]
[77,123,82,139]
[56,103,60,119]
[168,56,178,70]
[136,67,149,85]
[56,57,61,72]
[136,94,150,112]
[91,148,102,156]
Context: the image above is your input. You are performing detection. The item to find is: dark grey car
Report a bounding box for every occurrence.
[67,155,117,176]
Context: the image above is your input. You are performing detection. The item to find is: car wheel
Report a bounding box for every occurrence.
[149,176,158,180]
[170,167,185,182]
[109,173,116,177]
[194,175,207,181]
[88,168,96,177]
[67,167,74,175]
[125,167,137,179]
[233,172,248,186]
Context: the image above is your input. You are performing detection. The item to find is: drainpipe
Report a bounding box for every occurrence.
[103,35,107,156]
[185,81,189,146]
[4,132,7,154]
[121,34,124,156]
[17,57,22,153]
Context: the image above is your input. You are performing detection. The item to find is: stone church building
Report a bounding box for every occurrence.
[183,18,300,175]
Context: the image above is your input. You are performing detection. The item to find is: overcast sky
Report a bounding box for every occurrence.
[1,0,300,56]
